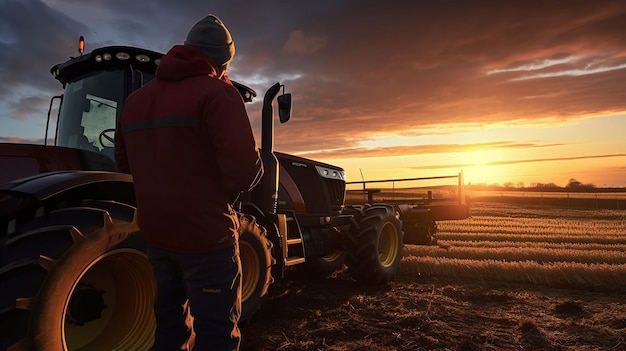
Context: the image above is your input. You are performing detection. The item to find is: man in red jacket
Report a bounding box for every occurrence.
[115,14,263,351]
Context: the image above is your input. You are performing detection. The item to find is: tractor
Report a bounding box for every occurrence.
[0,42,469,350]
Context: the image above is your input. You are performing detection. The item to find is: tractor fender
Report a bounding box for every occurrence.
[237,201,265,222]
[0,171,135,203]
[0,171,136,220]
[237,201,280,237]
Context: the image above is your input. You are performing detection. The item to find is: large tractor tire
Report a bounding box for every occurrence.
[303,250,346,276]
[0,200,155,351]
[238,214,273,323]
[343,204,404,285]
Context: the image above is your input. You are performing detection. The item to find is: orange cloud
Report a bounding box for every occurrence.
[294,141,561,159]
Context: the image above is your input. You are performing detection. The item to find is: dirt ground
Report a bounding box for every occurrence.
[240,267,626,351]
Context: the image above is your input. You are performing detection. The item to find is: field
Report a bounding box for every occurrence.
[240,201,626,351]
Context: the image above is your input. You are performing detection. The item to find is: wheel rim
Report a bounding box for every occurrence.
[321,250,343,263]
[240,241,260,302]
[378,222,399,268]
[63,249,155,350]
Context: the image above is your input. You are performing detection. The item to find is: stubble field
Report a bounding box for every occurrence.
[241,202,626,351]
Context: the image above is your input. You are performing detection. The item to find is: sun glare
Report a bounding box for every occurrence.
[462,149,507,185]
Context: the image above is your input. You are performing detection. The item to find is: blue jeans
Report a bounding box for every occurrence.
[147,244,241,351]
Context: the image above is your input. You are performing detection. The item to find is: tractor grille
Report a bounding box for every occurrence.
[324,178,346,210]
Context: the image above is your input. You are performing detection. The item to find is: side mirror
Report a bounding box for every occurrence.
[232,81,257,103]
[278,93,291,123]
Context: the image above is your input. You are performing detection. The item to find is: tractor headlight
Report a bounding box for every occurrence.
[135,54,150,63]
[315,166,345,180]
[115,52,130,60]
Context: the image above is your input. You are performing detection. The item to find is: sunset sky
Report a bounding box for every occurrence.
[1,0,625,187]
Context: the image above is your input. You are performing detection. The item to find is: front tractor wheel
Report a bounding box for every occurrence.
[0,201,155,351]
[343,204,404,284]
[238,214,273,322]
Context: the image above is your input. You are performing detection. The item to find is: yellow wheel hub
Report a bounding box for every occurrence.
[321,250,343,263]
[240,241,260,302]
[379,222,399,268]
[63,249,155,351]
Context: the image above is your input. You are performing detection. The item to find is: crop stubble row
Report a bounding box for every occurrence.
[400,203,626,289]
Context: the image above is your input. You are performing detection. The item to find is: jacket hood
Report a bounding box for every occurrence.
[156,45,220,81]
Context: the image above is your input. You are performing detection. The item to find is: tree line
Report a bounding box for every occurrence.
[529,178,596,189]
[467,178,626,191]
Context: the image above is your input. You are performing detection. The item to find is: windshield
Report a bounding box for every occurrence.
[56,69,154,159]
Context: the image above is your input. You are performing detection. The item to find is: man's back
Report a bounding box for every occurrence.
[115,44,262,253]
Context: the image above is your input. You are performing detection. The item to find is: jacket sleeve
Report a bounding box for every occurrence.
[204,84,264,195]
[114,113,131,174]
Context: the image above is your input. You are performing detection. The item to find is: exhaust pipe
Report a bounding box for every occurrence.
[258,82,282,215]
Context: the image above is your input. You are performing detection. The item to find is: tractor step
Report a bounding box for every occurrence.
[286,238,303,245]
[285,257,306,265]
[277,213,306,267]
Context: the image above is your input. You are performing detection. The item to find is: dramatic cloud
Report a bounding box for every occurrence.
[282,31,327,56]
[1,0,625,186]
[296,141,562,159]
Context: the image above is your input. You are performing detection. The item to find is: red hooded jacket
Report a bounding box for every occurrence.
[115,45,263,253]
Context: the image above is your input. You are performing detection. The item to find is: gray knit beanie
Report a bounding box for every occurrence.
[184,14,235,66]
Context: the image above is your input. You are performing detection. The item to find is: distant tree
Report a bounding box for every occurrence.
[516,182,525,188]
[503,182,514,188]
[567,178,583,188]
[566,178,596,189]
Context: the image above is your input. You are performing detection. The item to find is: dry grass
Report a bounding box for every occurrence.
[400,202,626,289]
[404,245,626,264]
[400,256,626,288]
[440,240,626,251]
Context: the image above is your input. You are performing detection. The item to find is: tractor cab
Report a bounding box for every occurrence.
[48,42,256,162]
[49,45,162,159]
